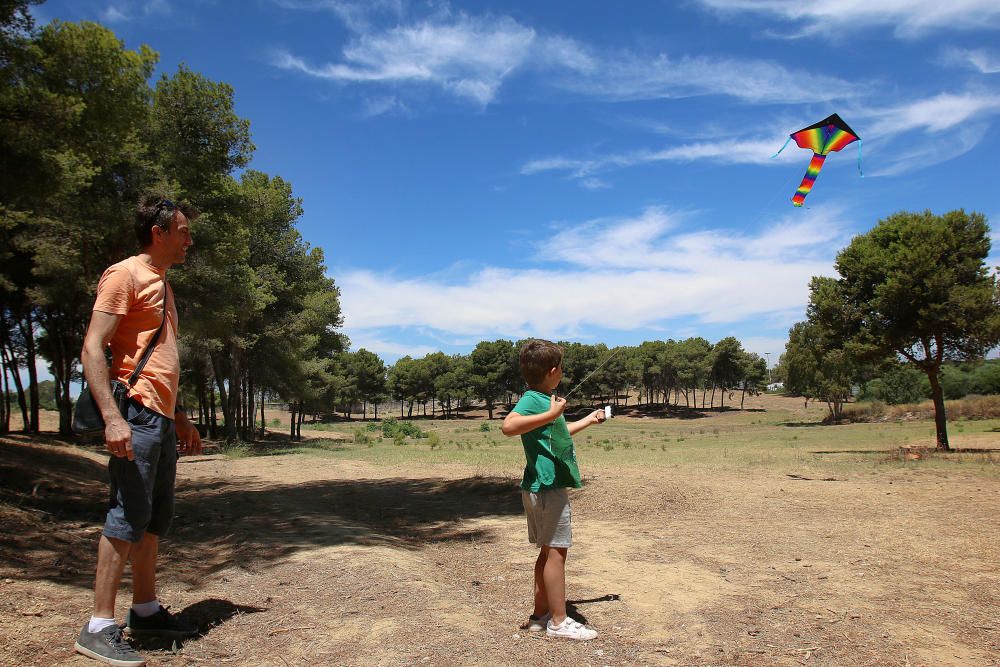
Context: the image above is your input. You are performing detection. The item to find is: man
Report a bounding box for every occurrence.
[74,195,204,667]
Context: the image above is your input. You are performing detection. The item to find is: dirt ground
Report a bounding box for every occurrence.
[1,402,999,666]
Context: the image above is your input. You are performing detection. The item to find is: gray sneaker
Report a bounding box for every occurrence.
[74,623,145,666]
[126,605,198,639]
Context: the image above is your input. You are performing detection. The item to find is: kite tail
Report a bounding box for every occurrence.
[792,153,827,207]
[857,139,864,177]
[770,136,792,159]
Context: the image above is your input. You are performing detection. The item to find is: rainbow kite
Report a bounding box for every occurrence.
[772,113,862,207]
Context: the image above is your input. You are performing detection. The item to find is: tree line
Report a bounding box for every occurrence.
[316,337,769,425]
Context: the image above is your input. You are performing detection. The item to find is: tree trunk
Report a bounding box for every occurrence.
[296,404,304,440]
[209,386,217,439]
[259,390,266,438]
[927,371,950,450]
[710,383,716,409]
[209,352,234,441]
[289,402,297,440]
[20,314,39,433]
[740,386,746,409]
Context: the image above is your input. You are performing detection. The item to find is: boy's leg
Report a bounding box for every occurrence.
[542,546,569,624]
[533,549,549,617]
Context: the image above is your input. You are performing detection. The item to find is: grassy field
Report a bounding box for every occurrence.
[237,397,1000,477]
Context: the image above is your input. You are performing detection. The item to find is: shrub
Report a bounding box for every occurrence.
[381,417,425,439]
[479,422,491,432]
[352,427,372,444]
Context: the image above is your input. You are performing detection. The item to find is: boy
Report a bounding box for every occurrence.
[501,339,606,641]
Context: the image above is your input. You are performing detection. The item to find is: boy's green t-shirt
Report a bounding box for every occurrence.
[514,390,582,492]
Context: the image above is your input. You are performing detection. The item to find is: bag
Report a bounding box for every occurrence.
[72,380,130,435]
[72,280,169,435]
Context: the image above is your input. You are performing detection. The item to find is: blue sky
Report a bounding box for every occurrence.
[33,0,1000,365]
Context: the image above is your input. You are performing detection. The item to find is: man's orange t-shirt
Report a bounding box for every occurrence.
[93,256,179,418]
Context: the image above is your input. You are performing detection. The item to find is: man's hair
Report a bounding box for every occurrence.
[519,339,563,386]
[135,194,200,248]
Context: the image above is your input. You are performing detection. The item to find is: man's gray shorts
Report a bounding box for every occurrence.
[104,400,177,543]
[522,488,572,548]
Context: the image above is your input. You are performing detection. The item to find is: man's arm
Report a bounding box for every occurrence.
[501,395,567,436]
[567,409,606,436]
[81,310,133,460]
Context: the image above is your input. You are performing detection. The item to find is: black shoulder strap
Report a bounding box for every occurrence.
[127,280,169,388]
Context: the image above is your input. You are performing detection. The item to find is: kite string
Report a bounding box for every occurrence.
[562,347,625,400]
[857,139,864,177]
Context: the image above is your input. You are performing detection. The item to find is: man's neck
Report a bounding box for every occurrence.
[138,250,172,272]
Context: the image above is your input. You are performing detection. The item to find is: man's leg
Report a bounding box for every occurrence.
[130,532,159,605]
[542,546,568,624]
[533,548,549,617]
[93,535,133,618]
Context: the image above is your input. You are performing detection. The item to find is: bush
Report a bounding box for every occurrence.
[970,360,1000,395]
[479,422,491,432]
[861,365,929,404]
[380,416,425,439]
[940,365,971,400]
[352,427,372,445]
[427,432,441,449]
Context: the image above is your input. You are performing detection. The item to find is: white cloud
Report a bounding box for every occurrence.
[338,208,843,348]
[696,0,1000,37]
[272,13,536,105]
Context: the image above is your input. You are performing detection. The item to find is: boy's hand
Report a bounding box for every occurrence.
[588,409,607,425]
[548,395,567,417]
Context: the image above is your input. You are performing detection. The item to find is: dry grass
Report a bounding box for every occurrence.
[838,394,1000,423]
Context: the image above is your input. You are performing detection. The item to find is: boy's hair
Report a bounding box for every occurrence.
[519,339,563,386]
[135,193,200,248]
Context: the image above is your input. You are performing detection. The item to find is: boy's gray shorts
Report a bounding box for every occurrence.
[103,400,177,543]
[522,488,572,548]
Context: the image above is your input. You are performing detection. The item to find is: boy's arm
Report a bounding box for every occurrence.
[501,395,567,437]
[567,409,606,436]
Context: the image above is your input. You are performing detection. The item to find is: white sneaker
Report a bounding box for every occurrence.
[524,612,551,632]
[546,616,598,641]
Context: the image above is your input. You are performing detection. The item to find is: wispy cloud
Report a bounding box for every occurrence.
[271,7,859,108]
[271,0,403,32]
[272,13,536,106]
[525,91,1000,183]
[338,207,845,354]
[695,0,1000,37]
[940,48,1000,74]
[99,0,171,24]
[546,49,859,104]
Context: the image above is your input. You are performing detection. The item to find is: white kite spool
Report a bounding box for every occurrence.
[604,405,612,419]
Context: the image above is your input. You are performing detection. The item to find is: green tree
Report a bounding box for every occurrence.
[830,210,1000,449]
[351,348,386,419]
[470,339,514,419]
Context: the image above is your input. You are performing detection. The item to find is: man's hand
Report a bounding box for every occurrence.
[104,414,134,460]
[175,412,202,455]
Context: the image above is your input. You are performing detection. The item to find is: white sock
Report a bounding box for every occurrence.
[131,599,162,618]
[88,616,117,633]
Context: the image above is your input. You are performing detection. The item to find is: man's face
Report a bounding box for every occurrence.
[160,211,194,264]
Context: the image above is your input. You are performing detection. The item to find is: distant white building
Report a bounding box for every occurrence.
[766,382,784,392]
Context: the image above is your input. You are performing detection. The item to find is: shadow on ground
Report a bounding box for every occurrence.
[0,437,523,592]
[129,598,266,651]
